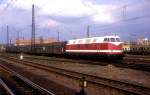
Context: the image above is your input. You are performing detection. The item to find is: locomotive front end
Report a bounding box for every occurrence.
[103,36,124,59]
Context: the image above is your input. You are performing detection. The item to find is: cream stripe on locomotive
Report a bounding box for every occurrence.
[66,50,122,53]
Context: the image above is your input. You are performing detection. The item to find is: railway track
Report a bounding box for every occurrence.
[0,56,150,95]
[123,58,150,64]
[124,55,150,63]
[5,53,150,72]
[125,54,150,59]
[0,62,55,95]
[4,53,150,63]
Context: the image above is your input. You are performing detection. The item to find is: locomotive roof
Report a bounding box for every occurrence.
[67,35,120,45]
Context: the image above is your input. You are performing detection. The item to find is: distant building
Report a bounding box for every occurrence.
[15,37,57,46]
[137,38,149,45]
[123,37,150,53]
[122,42,131,51]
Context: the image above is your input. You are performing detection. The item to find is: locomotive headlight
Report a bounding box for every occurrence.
[43,47,46,51]
[20,55,23,60]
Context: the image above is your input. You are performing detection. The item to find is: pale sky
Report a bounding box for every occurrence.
[0,0,150,43]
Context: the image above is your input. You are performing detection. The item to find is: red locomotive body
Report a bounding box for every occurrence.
[65,36,123,58]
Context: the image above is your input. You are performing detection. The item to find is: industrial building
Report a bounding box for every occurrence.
[15,38,57,46]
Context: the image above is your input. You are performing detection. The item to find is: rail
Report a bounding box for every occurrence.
[1,56,150,95]
[0,64,55,95]
[0,78,15,95]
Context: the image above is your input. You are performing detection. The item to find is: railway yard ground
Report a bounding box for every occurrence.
[0,53,150,95]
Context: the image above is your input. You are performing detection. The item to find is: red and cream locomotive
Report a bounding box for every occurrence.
[66,35,124,59]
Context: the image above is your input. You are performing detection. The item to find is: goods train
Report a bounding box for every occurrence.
[6,35,124,59]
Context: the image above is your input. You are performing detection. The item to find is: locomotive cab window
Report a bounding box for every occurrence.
[104,38,109,42]
[116,38,120,42]
[104,38,107,41]
[110,38,115,42]
[108,38,120,42]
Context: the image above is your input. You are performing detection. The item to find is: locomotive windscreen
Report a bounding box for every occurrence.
[104,38,120,42]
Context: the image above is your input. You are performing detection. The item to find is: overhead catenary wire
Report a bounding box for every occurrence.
[0,0,17,14]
